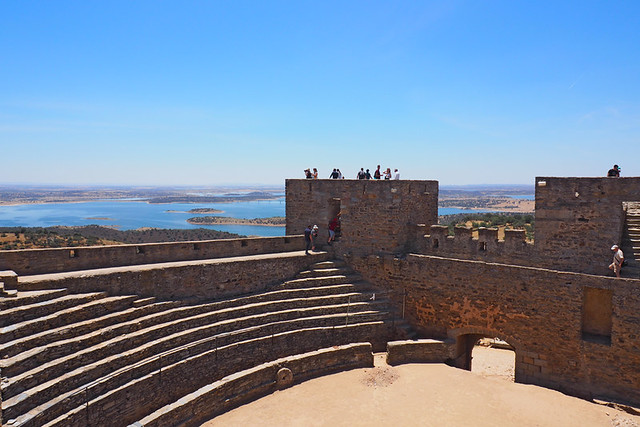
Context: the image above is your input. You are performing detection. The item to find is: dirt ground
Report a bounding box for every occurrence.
[203,348,639,427]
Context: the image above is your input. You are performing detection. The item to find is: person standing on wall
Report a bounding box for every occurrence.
[330,169,339,179]
[337,169,343,179]
[607,165,621,177]
[304,225,312,255]
[394,169,400,180]
[609,244,624,278]
[374,165,382,179]
[384,168,391,179]
[357,168,366,179]
[312,168,318,179]
[365,169,372,179]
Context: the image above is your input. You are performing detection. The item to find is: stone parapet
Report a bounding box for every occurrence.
[0,236,305,276]
[18,251,329,301]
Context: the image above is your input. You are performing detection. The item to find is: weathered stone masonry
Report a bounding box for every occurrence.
[346,253,640,404]
[285,177,640,406]
[286,179,438,255]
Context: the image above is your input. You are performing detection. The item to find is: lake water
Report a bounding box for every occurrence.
[0,200,522,237]
[0,199,287,237]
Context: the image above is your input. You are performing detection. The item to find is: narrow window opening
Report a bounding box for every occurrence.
[479,242,487,251]
[284,237,291,244]
[193,243,200,251]
[433,238,439,249]
[136,246,145,254]
[241,240,248,247]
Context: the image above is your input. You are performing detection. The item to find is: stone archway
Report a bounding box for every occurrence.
[449,328,519,380]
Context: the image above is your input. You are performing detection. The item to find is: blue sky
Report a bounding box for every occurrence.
[1,1,639,186]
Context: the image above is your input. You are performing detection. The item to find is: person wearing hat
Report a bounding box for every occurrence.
[609,244,624,278]
[311,225,319,251]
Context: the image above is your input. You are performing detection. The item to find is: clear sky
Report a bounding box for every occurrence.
[1,1,639,186]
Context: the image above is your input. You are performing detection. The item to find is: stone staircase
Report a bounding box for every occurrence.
[0,259,415,426]
[621,203,640,278]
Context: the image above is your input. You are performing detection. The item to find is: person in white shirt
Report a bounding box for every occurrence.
[609,244,624,278]
[393,169,400,180]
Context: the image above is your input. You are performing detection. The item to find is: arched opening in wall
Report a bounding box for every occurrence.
[455,334,515,382]
[471,338,515,382]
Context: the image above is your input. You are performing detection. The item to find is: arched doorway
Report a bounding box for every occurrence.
[471,338,515,381]
[452,332,516,382]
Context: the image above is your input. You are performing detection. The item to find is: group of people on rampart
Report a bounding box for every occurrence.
[303,166,400,180]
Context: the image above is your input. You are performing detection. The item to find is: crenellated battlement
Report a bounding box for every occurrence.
[414,224,535,265]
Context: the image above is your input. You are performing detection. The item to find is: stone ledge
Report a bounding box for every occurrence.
[386,339,455,366]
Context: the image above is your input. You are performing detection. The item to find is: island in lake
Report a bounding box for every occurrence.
[165,208,224,214]
[187,216,285,227]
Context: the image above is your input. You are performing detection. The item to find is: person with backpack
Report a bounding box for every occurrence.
[374,165,382,179]
[330,169,339,179]
[357,168,366,179]
[607,164,621,177]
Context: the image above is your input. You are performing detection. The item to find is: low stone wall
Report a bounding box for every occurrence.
[386,339,455,365]
[132,343,374,427]
[0,235,305,276]
[18,252,329,301]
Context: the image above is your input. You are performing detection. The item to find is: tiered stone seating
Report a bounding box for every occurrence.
[1,259,409,427]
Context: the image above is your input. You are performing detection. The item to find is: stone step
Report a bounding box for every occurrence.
[35,321,393,427]
[0,286,370,378]
[133,297,156,307]
[0,301,182,359]
[311,260,346,269]
[297,267,356,279]
[0,289,68,311]
[0,292,108,328]
[1,291,385,401]
[4,312,392,424]
[0,294,137,345]
[278,274,362,290]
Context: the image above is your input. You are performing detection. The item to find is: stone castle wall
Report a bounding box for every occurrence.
[19,252,329,301]
[346,253,640,405]
[285,179,438,255]
[409,177,640,275]
[0,236,304,276]
[533,177,640,274]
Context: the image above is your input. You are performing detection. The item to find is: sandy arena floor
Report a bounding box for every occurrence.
[202,348,639,427]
